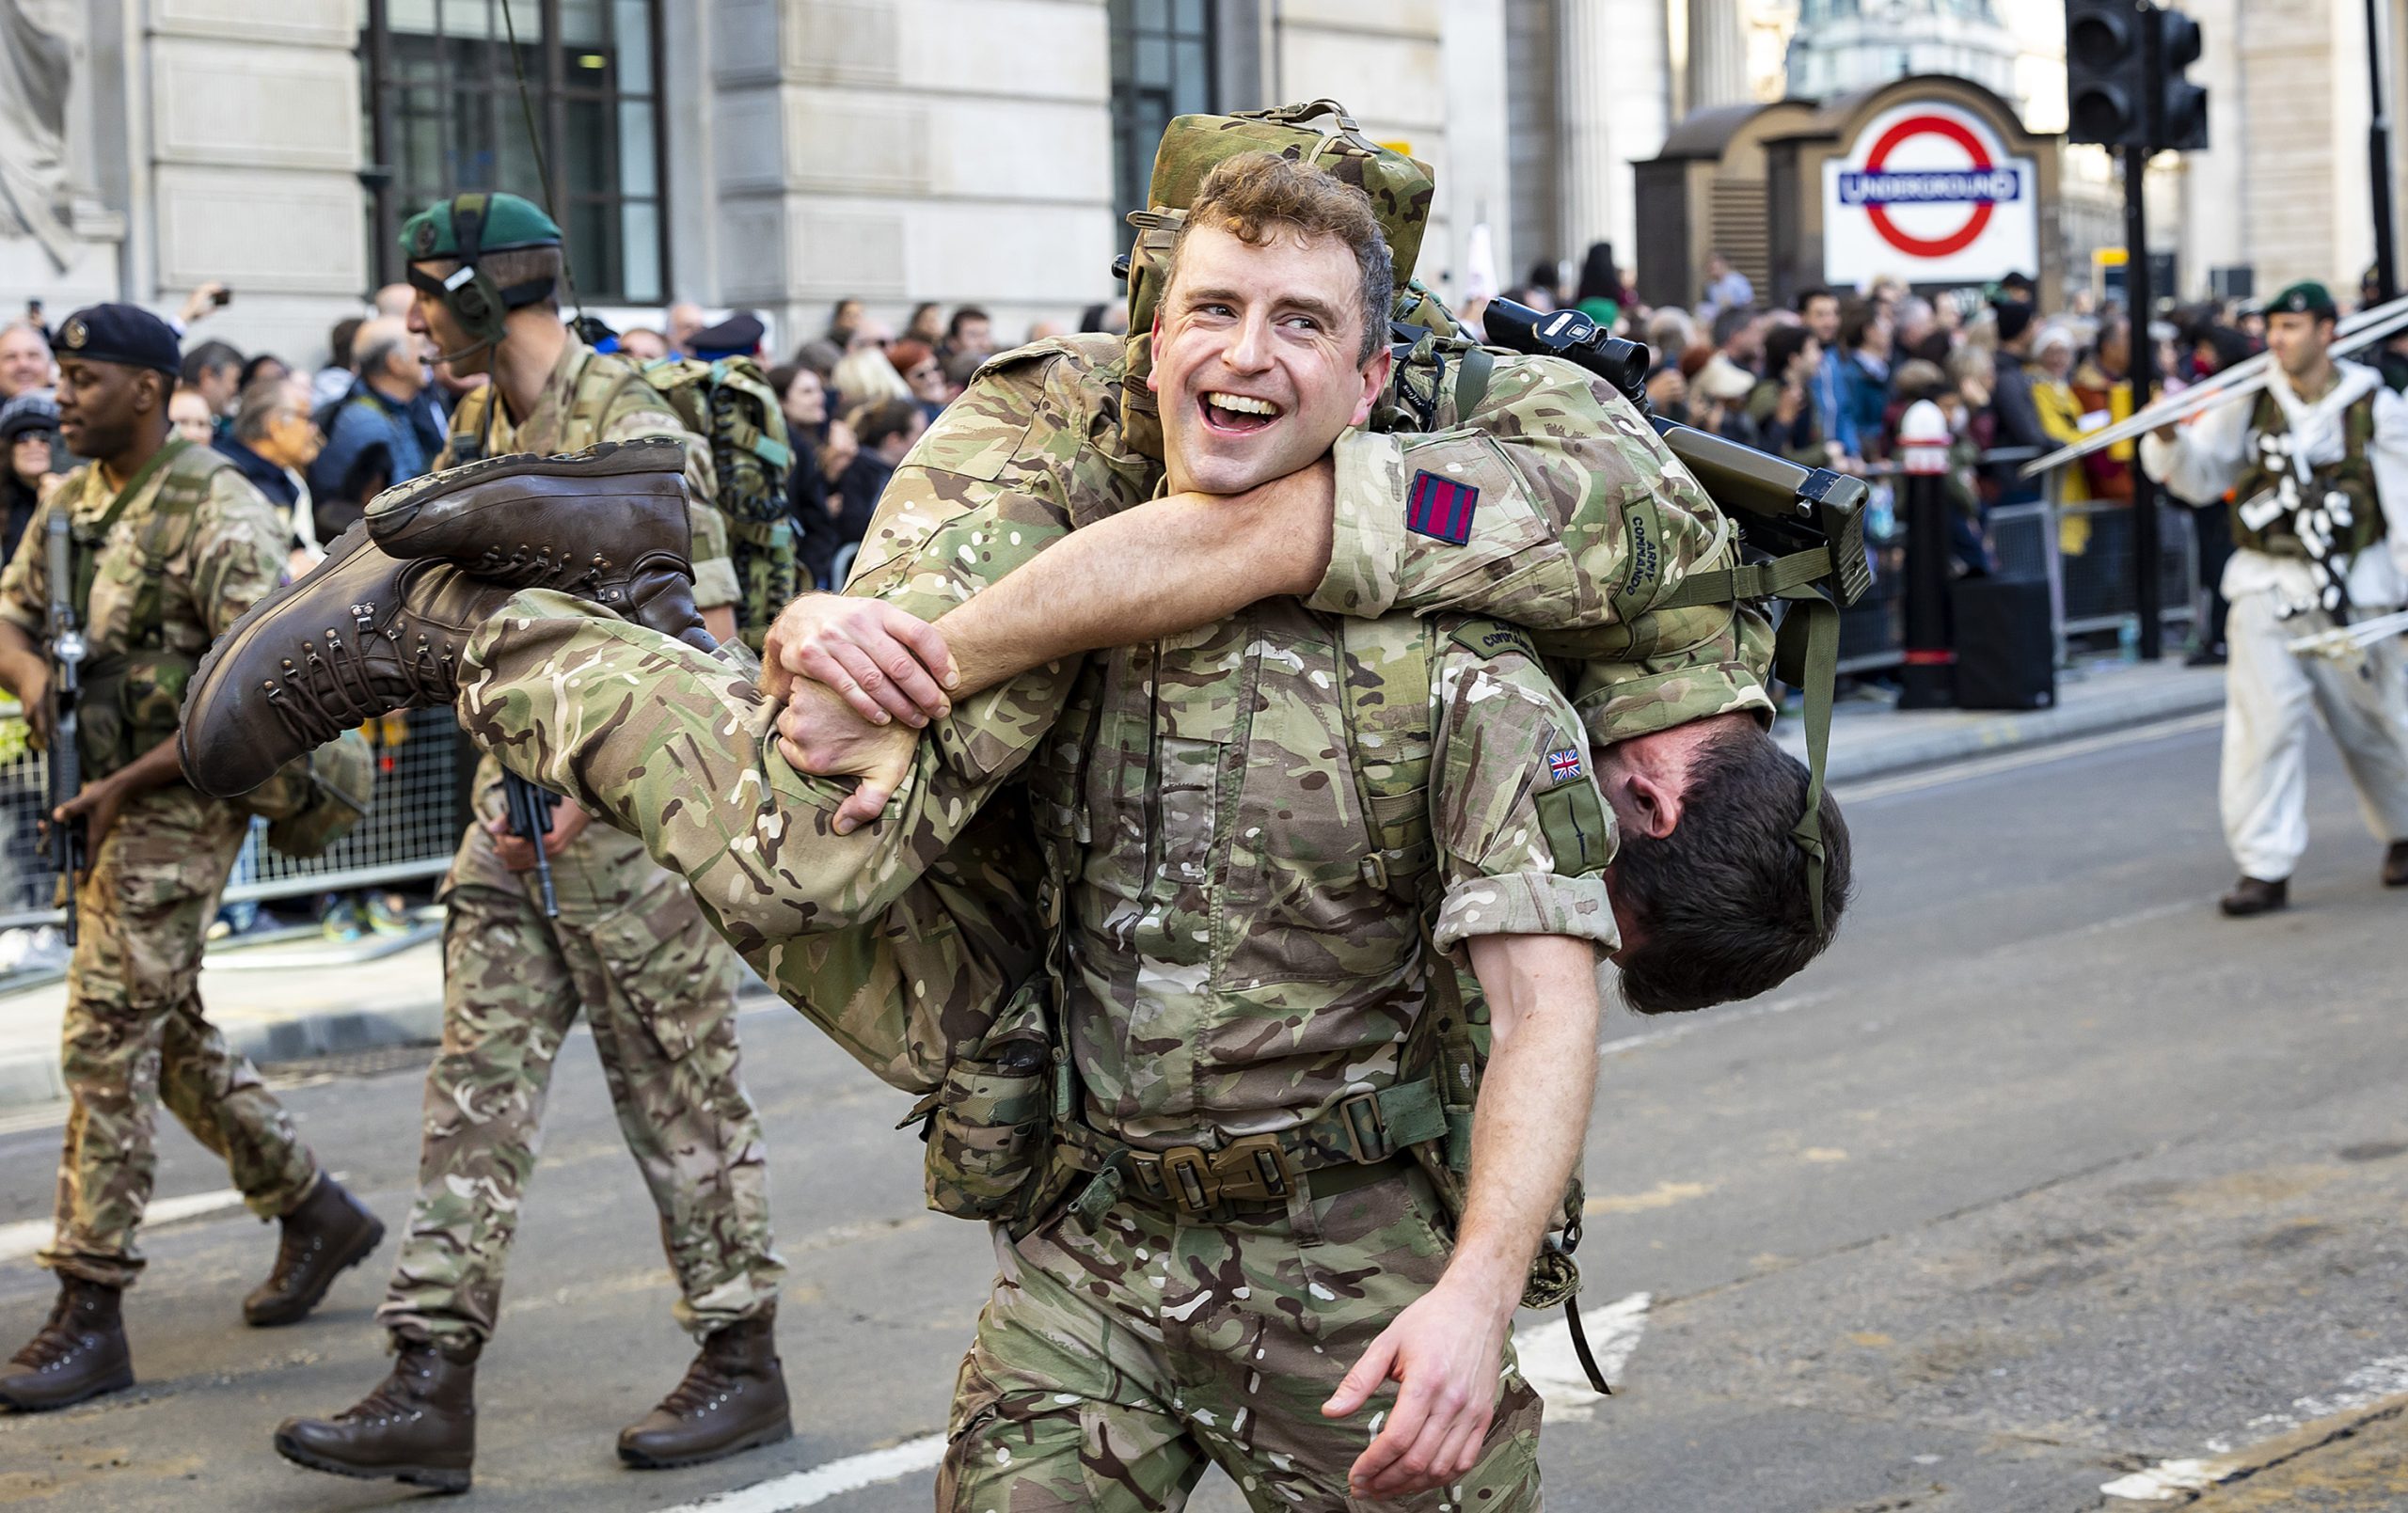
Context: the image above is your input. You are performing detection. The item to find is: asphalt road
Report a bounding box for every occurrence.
[3,712,2406,1512]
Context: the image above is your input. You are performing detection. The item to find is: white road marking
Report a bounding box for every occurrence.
[1836,710,2222,803]
[0,1187,248,1262]
[1514,1291,1651,1423]
[648,1433,947,1512]
[2099,1356,2408,1501]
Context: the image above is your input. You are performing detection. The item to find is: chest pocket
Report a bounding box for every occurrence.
[1338,616,1437,900]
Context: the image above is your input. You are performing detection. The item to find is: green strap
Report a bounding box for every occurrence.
[70,439,192,626]
[1657,546,1830,611]
[1774,588,1840,936]
[1453,343,1495,420]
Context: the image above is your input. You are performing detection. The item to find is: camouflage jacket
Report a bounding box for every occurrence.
[439,336,739,612]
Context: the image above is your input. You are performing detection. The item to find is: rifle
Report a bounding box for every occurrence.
[43,508,86,944]
[503,772,562,919]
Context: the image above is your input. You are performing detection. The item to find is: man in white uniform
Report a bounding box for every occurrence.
[2141,281,2408,915]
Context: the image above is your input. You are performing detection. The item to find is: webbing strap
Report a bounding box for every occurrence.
[70,439,191,626]
[1454,343,1495,420]
[1656,547,1830,611]
[1777,589,1840,936]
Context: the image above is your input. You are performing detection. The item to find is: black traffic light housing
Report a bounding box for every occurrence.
[2065,0,2210,152]
[2152,7,2210,150]
[2067,0,2147,147]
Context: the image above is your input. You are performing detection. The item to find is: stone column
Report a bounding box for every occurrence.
[1554,0,1670,274]
[1685,0,1748,113]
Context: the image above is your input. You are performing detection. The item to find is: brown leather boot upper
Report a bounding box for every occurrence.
[0,1277,133,1412]
[180,522,519,799]
[245,1174,386,1328]
[273,1335,478,1492]
[367,438,711,649]
[617,1308,792,1469]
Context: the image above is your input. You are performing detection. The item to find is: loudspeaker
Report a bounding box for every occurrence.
[1950,576,2055,710]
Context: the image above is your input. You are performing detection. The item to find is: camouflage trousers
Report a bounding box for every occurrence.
[456,592,1045,1095]
[377,809,782,1346]
[942,1166,1545,1512]
[42,788,318,1287]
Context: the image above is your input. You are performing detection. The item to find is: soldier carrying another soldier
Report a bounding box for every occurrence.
[0,304,381,1413]
[182,118,1853,1506]
[266,194,788,1493]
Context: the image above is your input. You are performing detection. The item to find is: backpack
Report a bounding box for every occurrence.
[634,357,797,649]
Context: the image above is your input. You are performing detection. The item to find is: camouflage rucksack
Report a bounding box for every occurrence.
[635,357,797,650]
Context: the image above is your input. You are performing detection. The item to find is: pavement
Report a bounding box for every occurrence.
[0,655,2231,1122]
[5,701,2404,1508]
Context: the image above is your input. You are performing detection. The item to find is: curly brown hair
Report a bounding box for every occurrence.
[1167,152,1394,363]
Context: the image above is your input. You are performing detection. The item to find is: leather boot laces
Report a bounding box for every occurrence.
[341,1351,444,1426]
[656,1348,746,1422]
[265,610,461,749]
[13,1295,99,1370]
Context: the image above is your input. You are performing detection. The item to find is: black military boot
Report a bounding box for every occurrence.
[0,1277,134,1411]
[2384,840,2408,888]
[244,1174,386,1327]
[2219,875,2289,917]
[617,1309,793,1469]
[179,524,529,798]
[273,1333,478,1493]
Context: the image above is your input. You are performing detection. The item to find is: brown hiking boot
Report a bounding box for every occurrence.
[0,1277,134,1412]
[245,1174,385,1327]
[617,1309,793,1469]
[2384,840,2408,887]
[2219,875,2289,917]
[273,1334,478,1493]
[179,524,524,799]
[367,438,710,649]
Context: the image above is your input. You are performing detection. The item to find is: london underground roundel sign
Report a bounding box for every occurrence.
[1823,101,2038,286]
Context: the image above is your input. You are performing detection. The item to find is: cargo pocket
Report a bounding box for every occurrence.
[921,981,1053,1221]
[588,874,733,1064]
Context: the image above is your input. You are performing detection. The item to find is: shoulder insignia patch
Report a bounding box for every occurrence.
[1547,747,1585,786]
[1406,468,1478,544]
[1447,620,1536,662]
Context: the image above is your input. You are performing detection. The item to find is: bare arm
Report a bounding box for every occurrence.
[1324,931,1601,1498]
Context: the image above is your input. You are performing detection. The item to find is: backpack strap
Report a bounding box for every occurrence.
[69,439,198,634]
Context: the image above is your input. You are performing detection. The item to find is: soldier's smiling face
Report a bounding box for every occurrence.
[1149,224,1392,496]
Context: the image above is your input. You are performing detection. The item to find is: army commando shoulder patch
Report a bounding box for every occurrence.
[1406,468,1478,544]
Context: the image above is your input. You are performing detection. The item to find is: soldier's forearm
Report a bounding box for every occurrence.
[935,461,1335,696]
[1450,933,1602,1315]
[114,734,187,797]
[0,622,41,701]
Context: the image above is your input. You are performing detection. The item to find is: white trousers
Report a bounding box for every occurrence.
[2222,591,2408,880]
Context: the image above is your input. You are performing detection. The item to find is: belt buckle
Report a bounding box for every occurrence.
[1157,1145,1216,1213]
[1337,1092,1386,1163]
[1211,1134,1295,1205]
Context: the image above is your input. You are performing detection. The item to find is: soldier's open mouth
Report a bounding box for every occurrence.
[1199,391,1282,435]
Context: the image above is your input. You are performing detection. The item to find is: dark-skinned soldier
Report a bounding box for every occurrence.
[0,305,380,1413]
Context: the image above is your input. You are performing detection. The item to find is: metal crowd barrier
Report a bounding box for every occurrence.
[0,707,466,933]
[1838,453,2201,673]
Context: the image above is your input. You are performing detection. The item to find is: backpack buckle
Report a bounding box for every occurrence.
[1212,1135,1295,1205]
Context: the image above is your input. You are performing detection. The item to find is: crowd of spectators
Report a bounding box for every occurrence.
[1470,244,2360,666]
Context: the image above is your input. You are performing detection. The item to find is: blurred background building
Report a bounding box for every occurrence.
[0,0,2401,364]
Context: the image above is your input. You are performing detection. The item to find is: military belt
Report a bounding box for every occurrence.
[1060,1078,1448,1220]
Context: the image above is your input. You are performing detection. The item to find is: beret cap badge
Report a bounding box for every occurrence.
[60,319,86,349]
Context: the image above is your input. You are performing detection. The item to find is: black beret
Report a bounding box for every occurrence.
[54,304,182,377]
[689,312,765,360]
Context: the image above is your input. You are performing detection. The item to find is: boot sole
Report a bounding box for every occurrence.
[618,1412,794,1470]
[0,1361,134,1412]
[369,439,687,545]
[245,1215,388,1329]
[275,1430,471,1493]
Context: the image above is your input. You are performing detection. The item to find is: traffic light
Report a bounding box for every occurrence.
[2152,6,2210,150]
[2066,0,2149,147]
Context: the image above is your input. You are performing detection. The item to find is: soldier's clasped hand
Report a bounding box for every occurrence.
[760,591,957,729]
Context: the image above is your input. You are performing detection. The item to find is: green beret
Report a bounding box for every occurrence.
[400,193,562,263]
[2268,281,2337,320]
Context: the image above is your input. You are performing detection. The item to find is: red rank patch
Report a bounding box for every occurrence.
[1406,469,1478,544]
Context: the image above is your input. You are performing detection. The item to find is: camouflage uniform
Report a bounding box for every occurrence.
[445,336,1770,1505]
[0,443,319,1287]
[377,337,780,1347]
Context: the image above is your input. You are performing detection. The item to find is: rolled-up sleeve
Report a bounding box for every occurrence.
[1426,626,1619,956]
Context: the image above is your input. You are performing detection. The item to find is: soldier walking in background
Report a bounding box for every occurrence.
[268,193,786,1493]
[2141,281,2408,916]
[0,305,381,1413]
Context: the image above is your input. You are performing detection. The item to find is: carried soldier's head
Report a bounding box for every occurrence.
[50,304,181,462]
[1596,713,1852,1015]
[1147,152,1396,496]
[398,192,564,372]
[2265,280,2339,379]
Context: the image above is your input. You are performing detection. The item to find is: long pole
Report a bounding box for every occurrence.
[2125,140,2162,661]
[2372,0,2400,303]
